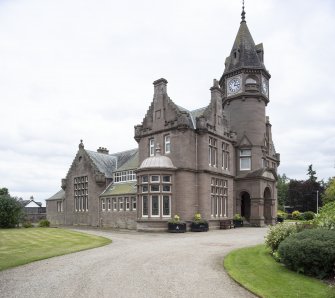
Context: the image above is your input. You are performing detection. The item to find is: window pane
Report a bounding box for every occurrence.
[142,175,148,183]
[151,196,159,216]
[240,149,251,156]
[163,196,170,216]
[119,198,124,211]
[151,175,160,182]
[112,198,117,211]
[163,185,171,192]
[240,157,251,170]
[131,197,136,210]
[151,184,160,192]
[142,185,148,192]
[165,135,171,153]
[142,196,148,216]
[162,175,171,183]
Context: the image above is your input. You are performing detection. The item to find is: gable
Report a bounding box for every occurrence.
[238,134,253,147]
[262,171,275,180]
[25,201,41,208]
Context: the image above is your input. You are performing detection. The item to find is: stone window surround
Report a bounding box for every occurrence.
[222,142,230,171]
[139,174,172,219]
[113,170,136,183]
[57,200,63,213]
[74,175,88,212]
[101,196,136,212]
[240,148,251,171]
[210,177,228,218]
[164,134,171,154]
[209,137,218,167]
[141,194,171,218]
[149,138,155,156]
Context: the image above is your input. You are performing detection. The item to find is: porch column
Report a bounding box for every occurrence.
[249,198,265,227]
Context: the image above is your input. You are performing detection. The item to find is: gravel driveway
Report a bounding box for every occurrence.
[0,227,267,298]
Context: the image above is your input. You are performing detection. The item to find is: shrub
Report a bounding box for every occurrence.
[233,213,244,221]
[265,222,298,253]
[292,210,303,220]
[278,229,335,279]
[38,219,50,227]
[23,222,33,228]
[302,211,315,221]
[277,210,288,219]
[314,201,335,230]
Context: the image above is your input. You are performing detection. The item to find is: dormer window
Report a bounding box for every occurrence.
[233,49,240,61]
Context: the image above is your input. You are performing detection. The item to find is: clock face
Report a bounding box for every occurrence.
[228,77,241,93]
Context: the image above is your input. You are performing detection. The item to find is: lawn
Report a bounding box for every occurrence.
[0,228,111,271]
[224,244,335,298]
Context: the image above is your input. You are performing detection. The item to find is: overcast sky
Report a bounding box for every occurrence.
[0,0,334,205]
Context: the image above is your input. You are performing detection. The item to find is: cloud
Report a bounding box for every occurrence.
[0,0,334,204]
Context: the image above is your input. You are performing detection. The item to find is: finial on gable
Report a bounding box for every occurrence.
[241,0,246,23]
[79,139,84,149]
[155,143,161,155]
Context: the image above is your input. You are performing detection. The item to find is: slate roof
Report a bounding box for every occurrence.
[100,182,137,197]
[46,189,65,201]
[113,149,139,172]
[224,20,265,73]
[85,148,138,178]
[85,150,117,178]
[176,105,207,129]
[20,198,42,207]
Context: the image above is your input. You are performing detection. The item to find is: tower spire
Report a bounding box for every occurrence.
[241,0,246,23]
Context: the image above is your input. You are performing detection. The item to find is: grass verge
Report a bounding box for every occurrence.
[0,228,111,271]
[224,244,335,298]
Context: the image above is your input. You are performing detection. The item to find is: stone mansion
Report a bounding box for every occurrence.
[46,7,280,231]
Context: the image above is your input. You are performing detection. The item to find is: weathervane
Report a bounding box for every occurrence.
[241,0,246,22]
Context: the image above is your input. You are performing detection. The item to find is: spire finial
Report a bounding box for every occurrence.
[241,0,246,23]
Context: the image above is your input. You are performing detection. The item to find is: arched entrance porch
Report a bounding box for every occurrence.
[240,191,251,221]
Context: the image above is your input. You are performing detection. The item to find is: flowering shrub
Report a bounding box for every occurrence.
[314,201,335,229]
[265,222,298,253]
[193,213,207,224]
[169,214,182,224]
[194,213,202,221]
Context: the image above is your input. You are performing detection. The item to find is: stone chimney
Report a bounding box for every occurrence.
[153,78,168,97]
[97,147,109,154]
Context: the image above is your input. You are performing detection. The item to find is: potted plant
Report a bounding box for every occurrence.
[168,215,186,233]
[233,213,244,227]
[191,213,208,232]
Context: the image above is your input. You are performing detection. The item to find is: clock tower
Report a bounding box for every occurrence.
[220,3,280,226]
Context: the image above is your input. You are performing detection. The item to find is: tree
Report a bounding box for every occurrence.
[277,174,289,210]
[322,177,335,205]
[307,164,317,182]
[0,188,23,228]
[286,165,324,213]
